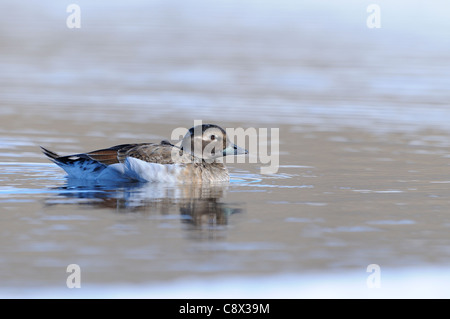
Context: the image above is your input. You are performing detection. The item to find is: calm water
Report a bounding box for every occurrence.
[1,0,450,298]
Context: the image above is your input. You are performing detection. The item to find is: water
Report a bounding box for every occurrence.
[1,0,450,298]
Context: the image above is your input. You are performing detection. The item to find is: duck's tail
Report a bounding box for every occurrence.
[40,146,61,162]
[40,146,115,180]
[40,146,82,166]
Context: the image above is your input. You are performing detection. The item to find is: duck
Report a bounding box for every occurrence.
[41,124,248,183]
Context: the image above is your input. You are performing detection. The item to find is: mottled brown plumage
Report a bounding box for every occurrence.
[119,143,178,164]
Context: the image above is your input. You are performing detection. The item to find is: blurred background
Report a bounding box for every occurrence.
[1,0,450,131]
[1,0,450,298]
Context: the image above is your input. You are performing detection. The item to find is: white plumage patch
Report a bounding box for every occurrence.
[59,157,183,183]
[123,157,183,183]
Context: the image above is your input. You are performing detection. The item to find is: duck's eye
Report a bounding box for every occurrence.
[210,135,216,141]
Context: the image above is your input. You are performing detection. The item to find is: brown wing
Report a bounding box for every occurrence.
[86,144,140,165]
[118,143,177,164]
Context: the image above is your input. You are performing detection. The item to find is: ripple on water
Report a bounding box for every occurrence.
[230,173,262,184]
[0,162,67,203]
[1,162,312,207]
[272,201,327,206]
[367,220,416,225]
[231,172,312,189]
[352,189,404,194]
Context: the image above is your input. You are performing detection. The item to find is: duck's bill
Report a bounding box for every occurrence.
[223,144,248,156]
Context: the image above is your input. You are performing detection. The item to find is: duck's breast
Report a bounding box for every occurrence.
[199,163,230,183]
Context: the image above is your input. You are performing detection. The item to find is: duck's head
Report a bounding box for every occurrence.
[181,124,248,161]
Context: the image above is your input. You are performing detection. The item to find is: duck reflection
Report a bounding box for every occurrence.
[46,179,242,229]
